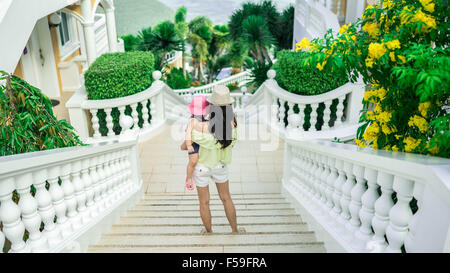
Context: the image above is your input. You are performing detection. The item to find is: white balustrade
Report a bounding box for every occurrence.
[0,123,142,253]
[282,137,450,253]
[174,71,252,96]
[242,69,364,141]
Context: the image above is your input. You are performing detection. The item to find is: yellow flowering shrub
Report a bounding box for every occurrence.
[301,0,449,158]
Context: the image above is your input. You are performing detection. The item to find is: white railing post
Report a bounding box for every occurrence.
[345,79,365,124]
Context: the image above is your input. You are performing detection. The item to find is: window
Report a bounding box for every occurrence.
[56,11,80,60]
[58,12,70,46]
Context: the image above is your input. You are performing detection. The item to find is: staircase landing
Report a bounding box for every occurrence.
[88,127,325,253]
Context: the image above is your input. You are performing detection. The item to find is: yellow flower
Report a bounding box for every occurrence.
[316,60,327,71]
[419,0,435,13]
[398,55,406,63]
[391,145,399,151]
[296,38,310,51]
[413,9,437,31]
[339,24,349,34]
[362,22,380,38]
[363,122,380,142]
[384,0,394,10]
[355,139,366,147]
[408,115,429,133]
[365,57,374,68]
[351,35,357,43]
[368,43,387,59]
[385,40,401,50]
[378,111,392,124]
[381,124,396,135]
[418,101,431,117]
[404,137,422,152]
[389,52,396,62]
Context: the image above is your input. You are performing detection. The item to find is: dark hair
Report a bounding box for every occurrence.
[208,105,237,149]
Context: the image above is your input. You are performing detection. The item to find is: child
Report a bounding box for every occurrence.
[181,95,210,190]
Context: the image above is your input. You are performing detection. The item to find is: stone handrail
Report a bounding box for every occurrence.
[174,70,252,95]
[0,130,143,253]
[66,71,187,144]
[243,69,364,141]
[282,137,450,252]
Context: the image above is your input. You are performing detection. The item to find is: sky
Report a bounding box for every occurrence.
[159,0,295,25]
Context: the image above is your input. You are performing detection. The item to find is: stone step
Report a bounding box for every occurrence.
[89,243,325,253]
[117,215,302,226]
[95,233,318,247]
[106,223,309,235]
[143,193,284,200]
[133,203,293,211]
[125,208,297,217]
[138,198,288,206]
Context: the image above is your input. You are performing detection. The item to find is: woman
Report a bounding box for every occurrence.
[181,85,245,234]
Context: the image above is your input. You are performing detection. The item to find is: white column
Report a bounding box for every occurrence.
[105,7,118,52]
[81,0,97,65]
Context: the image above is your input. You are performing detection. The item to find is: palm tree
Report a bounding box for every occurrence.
[240,15,276,63]
[188,16,213,83]
[141,21,184,68]
[206,25,231,83]
[174,6,189,77]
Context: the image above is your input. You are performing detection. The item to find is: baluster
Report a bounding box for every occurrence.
[97,154,107,211]
[111,151,122,200]
[331,159,345,219]
[310,153,320,200]
[118,106,126,134]
[33,169,61,246]
[104,152,114,207]
[368,172,394,252]
[142,99,150,129]
[339,161,354,238]
[356,168,379,250]
[60,163,78,231]
[130,103,139,130]
[104,108,114,137]
[71,161,87,227]
[298,104,306,131]
[335,95,345,127]
[124,149,133,192]
[150,96,157,126]
[90,156,102,216]
[278,99,286,129]
[305,151,315,196]
[81,158,93,224]
[90,109,101,138]
[319,155,330,208]
[385,177,414,253]
[47,166,71,237]
[347,164,366,245]
[15,173,48,252]
[309,103,319,131]
[270,95,278,127]
[322,100,333,130]
[286,102,295,130]
[404,182,424,253]
[325,157,338,214]
[0,177,30,252]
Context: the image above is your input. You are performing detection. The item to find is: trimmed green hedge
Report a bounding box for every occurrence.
[272,50,348,95]
[84,51,155,100]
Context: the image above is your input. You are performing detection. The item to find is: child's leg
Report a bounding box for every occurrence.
[187,153,199,180]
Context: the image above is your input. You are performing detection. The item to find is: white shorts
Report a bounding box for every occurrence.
[193,163,229,187]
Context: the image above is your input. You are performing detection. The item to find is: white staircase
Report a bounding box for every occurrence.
[88,192,325,253]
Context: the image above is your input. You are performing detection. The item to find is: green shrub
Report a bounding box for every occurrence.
[165,68,192,89]
[272,50,348,95]
[84,51,155,100]
[249,61,272,89]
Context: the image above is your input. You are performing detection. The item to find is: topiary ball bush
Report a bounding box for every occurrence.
[272,50,348,96]
[84,51,155,100]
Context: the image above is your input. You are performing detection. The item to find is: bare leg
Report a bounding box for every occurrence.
[196,185,212,233]
[216,181,244,233]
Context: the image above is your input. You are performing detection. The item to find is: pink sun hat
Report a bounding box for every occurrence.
[187,95,210,116]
